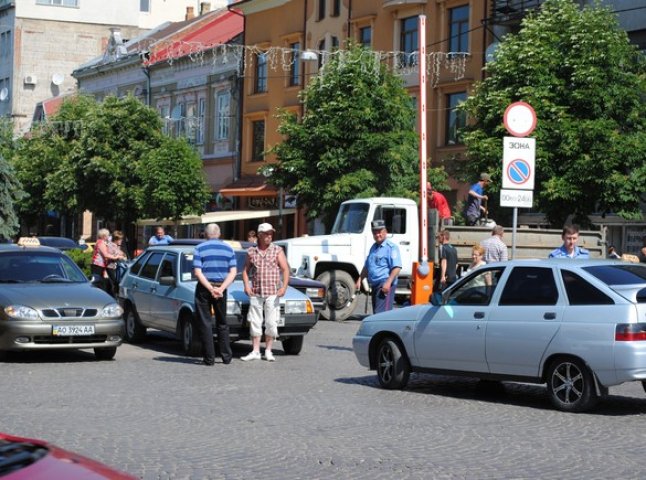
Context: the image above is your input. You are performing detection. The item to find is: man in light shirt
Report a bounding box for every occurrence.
[481,225,509,263]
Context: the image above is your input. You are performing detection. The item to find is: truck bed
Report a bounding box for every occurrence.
[445,226,605,264]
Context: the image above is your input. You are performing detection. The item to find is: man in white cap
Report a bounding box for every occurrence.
[241,223,290,361]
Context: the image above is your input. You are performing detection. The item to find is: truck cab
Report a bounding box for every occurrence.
[276,198,418,321]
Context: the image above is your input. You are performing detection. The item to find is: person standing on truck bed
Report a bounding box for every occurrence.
[481,225,509,263]
[548,224,590,259]
[356,220,402,314]
[466,173,491,226]
[427,182,453,226]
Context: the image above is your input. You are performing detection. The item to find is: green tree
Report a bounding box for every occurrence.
[71,95,166,227]
[13,95,210,230]
[0,119,24,239]
[459,0,646,226]
[136,136,210,220]
[267,44,447,229]
[0,152,25,239]
[13,95,98,226]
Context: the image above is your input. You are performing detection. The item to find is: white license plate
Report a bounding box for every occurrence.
[52,325,95,336]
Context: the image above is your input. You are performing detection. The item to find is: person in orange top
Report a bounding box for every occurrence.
[427,182,452,226]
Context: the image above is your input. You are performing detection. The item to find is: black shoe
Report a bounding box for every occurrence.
[202,359,215,366]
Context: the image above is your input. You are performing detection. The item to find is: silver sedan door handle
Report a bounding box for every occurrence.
[474,311,485,319]
[400,241,410,245]
[544,312,556,320]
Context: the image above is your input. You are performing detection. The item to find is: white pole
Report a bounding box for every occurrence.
[417,15,429,276]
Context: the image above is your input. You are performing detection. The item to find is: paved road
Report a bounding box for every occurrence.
[3,320,646,480]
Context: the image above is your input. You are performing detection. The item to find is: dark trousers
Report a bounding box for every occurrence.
[91,264,112,295]
[194,283,232,364]
[106,268,118,297]
[371,284,396,314]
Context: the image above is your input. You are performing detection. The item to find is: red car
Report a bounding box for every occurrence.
[0,432,136,479]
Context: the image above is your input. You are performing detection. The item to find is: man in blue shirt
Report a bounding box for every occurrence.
[466,173,491,226]
[548,225,590,259]
[355,220,402,313]
[193,223,237,365]
[148,226,173,245]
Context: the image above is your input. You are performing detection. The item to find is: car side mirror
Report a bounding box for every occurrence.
[430,292,443,306]
[159,276,176,286]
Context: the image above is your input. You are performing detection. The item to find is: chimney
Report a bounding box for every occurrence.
[200,2,211,15]
[185,6,195,20]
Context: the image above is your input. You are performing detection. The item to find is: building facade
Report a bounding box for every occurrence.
[71,6,244,245]
[0,0,226,135]
[232,0,489,235]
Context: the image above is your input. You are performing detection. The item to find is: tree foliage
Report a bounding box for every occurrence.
[267,44,448,229]
[136,136,210,220]
[0,120,24,239]
[0,154,25,239]
[12,95,209,229]
[459,0,646,226]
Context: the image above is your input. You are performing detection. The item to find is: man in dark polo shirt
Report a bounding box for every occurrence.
[438,229,458,291]
[193,223,237,365]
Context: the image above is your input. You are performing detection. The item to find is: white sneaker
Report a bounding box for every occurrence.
[264,350,275,362]
[241,351,261,362]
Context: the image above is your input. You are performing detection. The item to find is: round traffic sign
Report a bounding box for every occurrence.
[506,158,532,185]
[503,101,537,137]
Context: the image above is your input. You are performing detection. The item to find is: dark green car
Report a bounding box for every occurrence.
[0,240,124,360]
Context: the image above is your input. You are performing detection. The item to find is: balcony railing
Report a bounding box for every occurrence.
[383,0,427,9]
[163,117,204,145]
[490,0,543,25]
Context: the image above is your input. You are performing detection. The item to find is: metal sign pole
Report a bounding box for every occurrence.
[512,207,518,259]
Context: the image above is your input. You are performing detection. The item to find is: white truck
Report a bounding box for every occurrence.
[276,197,606,321]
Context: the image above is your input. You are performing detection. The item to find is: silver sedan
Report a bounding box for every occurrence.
[0,241,124,360]
[353,259,646,412]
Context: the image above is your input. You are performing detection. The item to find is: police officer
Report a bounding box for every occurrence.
[355,220,402,313]
[548,224,590,259]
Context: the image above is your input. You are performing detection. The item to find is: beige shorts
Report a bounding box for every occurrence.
[248,295,280,338]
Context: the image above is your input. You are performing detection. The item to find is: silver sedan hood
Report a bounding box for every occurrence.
[0,283,117,310]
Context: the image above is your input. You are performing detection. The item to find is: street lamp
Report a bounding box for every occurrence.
[301,50,318,62]
[261,166,283,236]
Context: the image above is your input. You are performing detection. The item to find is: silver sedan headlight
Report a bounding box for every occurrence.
[4,305,40,321]
[227,299,242,315]
[284,300,313,314]
[101,303,123,319]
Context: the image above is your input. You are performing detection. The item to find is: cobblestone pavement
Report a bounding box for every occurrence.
[3,319,646,480]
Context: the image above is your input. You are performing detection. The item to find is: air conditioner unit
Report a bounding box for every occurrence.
[24,75,38,85]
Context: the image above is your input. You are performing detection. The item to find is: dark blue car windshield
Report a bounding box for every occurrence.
[584,264,646,285]
[0,251,87,283]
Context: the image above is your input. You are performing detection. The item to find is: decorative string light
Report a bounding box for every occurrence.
[144,41,467,85]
